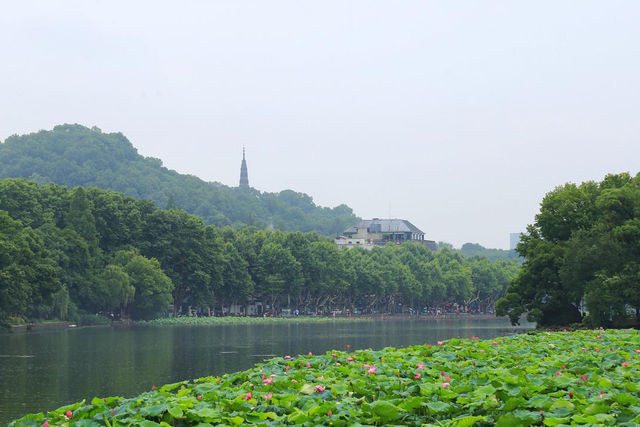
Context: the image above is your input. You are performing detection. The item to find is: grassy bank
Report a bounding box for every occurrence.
[138,315,371,327]
[10,329,640,426]
[139,313,500,327]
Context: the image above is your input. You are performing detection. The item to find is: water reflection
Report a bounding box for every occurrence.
[0,316,533,424]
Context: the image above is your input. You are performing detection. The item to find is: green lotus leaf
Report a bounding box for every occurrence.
[582,401,610,415]
[496,413,526,427]
[427,401,452,414]
[371,400,399,422]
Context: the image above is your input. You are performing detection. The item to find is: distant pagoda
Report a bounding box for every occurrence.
[239,147,249,188]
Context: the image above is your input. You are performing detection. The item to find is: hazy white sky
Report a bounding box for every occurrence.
[2,1,639,248]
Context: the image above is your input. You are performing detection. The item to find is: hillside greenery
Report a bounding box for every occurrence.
[459,243,520,262]
[10,329,640,426]
[0,178,519,328]
[0,124,357,235]
[496,172,640,328]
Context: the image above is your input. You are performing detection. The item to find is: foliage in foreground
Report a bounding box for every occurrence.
[10,329,640,426]
[496,172,640,327]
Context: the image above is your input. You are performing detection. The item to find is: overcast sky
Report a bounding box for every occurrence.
[2,1,639,249]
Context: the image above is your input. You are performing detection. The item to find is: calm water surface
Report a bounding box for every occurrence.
[0,316,534,424]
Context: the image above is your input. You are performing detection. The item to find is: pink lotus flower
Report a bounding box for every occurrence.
[444,375,450,382]
[595,346,600,352]
[480,349,486,353]
[317,376,324,379]
[328,410,332,416]
[336,362,341,366]
[555,371,562,377]
[437,341,444,346]
[285,365,290,370]
[367,366,377,374]
[347,344,350,349]
[65,411,73,419]
[561,365,566,370]
[441,382,450,389]
[347,357,354,362]
[331,353,337,357]
[622,361,629,367]
[492,341,498,345]
[291,379,297,383]
[597,334,602,339]
[262,378,273,384]
[43,422,49,427]
[471,336,479,340]
[599,392,605,398]
[569,392,573,398]
[581,347,586,351]
[284,355,292,359]
[580,375,588,382]
[111,409,115,415]
[308,352,313,355]
[636,349,640,353]
[315,385,326,392]
[306,362,311,368]
[264,392,273,400]
[417,363,425,370]
[414,373,420,379]
[440,370,445,376]
[243,391,252,400]
[197,395,202,401]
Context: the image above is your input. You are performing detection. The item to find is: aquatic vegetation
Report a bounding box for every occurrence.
[139,315,372,327]
[10,329,640,426]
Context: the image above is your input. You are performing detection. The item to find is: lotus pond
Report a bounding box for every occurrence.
[9,329,640,426]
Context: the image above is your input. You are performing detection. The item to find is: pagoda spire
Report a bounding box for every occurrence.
[239,146,249,188]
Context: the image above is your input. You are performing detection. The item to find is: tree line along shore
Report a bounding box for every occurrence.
[0,178,519,329]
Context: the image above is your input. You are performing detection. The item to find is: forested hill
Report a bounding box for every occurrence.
[0,124,358,235]
[459,243,519,262]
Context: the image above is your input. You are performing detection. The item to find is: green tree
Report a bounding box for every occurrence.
[0,211,59,327]
[114,250,173,320]
[96,264,135,316]
[256,242,302,314]
[497,172,640,327]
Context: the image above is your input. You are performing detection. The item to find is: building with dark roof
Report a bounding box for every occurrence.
[339,218,436,250]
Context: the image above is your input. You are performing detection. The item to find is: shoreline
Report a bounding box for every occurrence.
[138,312,513,326]
[4,313,524,334]
[4,313,506,334]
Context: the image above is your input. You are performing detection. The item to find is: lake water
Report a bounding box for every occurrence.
[0,316,534,424]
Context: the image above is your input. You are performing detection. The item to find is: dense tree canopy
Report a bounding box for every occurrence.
[0,124,358,235]
[496,172,640,327]
[0,178,519,328]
